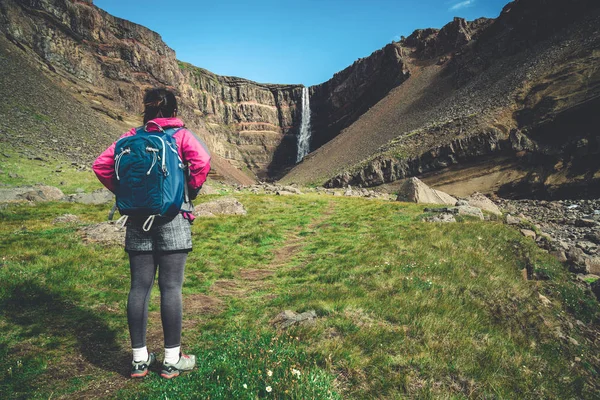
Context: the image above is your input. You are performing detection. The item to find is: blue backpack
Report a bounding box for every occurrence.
[113,123,186,230]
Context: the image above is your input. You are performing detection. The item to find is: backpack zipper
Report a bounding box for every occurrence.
[115,147,131,181]
[146,146,159,175]
[148,135,168,176]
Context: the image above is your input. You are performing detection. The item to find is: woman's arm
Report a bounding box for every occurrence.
[92,129,136,193]
[179,129,211,198]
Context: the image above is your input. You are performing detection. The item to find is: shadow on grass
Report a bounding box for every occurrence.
[0,279,129,378]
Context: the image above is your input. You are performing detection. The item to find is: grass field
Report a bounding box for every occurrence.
[1,193,599,399]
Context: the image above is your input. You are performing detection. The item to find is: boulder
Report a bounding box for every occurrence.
[576,240,598,255]
[0,185,64,203]
[194,197,247,217]
[586,257,600,275]
[282,186,303,195]
[506,214,521,225]
[585,232,600,245]
[521,229,537,239]
[199,184,219,195]
[566,247,590,274]
[66,188,114,204]
[466,192,502,216]
[575,218,598,228]
[396,177,456,205]
[455,205,484,220]
[549,250,568,263]
[423,205,484,220]
[271,310,317,329]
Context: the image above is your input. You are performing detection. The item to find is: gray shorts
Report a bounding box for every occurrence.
[125,213,192,253]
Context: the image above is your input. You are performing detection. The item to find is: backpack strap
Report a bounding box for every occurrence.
[163,127,183,137]
[145,121,164,132]
[162,128,192,205]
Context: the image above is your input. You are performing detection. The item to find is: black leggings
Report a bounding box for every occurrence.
[127,252,187,349]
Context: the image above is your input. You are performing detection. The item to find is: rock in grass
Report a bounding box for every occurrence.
[79,222,125,246]
[65,188,114,204]
[549,250,568,263]
[396,177,456,205]
[466,192,502,216]
[566,247,590,274]
[506,214,521,225]
[282,186,303,195]
[586,257,600,275]
[424,213,456,223]
[53,214,80,225]
[271,310,317,329]
[455,205,484,220]
[199,184,219,195]
[194,196,247,217]
[0,185,64,203]
[521,229,537,239]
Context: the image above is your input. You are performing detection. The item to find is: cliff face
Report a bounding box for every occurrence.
[307,17,491,153]
[308,43,409,150]
[0,0,303,180]
[283,0,600,199]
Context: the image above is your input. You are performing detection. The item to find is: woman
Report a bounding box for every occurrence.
[93,88,211,379]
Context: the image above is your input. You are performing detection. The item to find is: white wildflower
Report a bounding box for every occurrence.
[292,368,301,377]
[267,369,273,377]
[266,386,272,393]
[243,384,248,389]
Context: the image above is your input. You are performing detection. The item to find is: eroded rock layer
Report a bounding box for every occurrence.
[282,0,600,199]
[0,0,303,179]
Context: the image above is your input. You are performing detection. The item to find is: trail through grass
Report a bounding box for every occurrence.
[0,195,599,399]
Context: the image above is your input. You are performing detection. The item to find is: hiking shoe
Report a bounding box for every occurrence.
[131,353,155,378]
[160,353,196,379]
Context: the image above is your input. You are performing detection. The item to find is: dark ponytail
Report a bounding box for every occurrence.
[143,88,178,124]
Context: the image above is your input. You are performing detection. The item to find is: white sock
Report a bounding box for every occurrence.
[132,346,149,362]
[164,346,181,364]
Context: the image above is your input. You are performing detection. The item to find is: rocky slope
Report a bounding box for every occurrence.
[2,0,599,196]
[282,0,600,199]
[0,0,305,180]
[307,17,492,154]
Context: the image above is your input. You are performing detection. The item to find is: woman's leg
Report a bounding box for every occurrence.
[127,252,158,352]
[156,252,187,350]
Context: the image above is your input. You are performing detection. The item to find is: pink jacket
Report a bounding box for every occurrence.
[93,117,211,193]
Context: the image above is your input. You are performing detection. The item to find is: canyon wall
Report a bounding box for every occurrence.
[0,0,303,179]
[286,0,600,199]
[306,17,492,153]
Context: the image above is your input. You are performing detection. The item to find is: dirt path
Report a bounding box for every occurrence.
[210,200,336,297]
[57,201,337,398]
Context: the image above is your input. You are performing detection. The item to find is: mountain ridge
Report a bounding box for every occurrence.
[1,0,598,199]
[282,0,600,199]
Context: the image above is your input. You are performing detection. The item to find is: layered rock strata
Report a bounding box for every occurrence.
[0,0,303,179]
[312,0,600,199]
[307,17,491,152]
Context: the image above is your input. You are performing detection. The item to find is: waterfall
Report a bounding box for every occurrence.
[296,86,312,163]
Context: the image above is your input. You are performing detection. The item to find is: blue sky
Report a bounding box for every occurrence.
[94,0,510,86]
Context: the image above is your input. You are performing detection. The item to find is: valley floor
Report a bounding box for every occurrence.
[1,194,599,399]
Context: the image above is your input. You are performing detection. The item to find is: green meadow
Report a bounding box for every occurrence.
[0,191,599,399]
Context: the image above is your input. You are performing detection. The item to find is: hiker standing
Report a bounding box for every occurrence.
[92,88,211,378]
